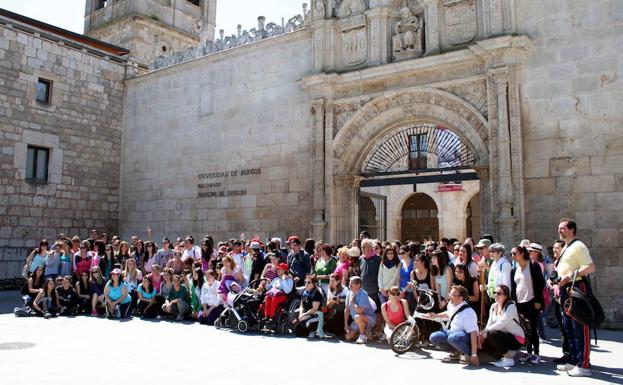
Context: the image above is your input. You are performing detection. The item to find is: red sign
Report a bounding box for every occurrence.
[437,183,463,192]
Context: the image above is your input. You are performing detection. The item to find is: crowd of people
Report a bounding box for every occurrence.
[17,218,596,377]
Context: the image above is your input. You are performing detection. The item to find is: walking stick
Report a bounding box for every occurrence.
[479,267,486,329]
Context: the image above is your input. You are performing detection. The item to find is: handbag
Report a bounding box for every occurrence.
[563,270,603,328]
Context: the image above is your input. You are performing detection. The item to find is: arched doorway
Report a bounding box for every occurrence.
[401,193,439,241]
[358,192,387,240]
[465,192,481,240]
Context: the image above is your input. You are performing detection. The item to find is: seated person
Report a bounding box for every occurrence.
[324,272,349,338]
[294,275,325,338]
[90,267,107,316]
[344,276,376,344]
[480,285,525,368]
[262,263,294,319]
[56,275,79,316]
[75,270,92,313]
[426,285,480,366]
[198,269,223,325]
[217,274,242,307]
[104,268,132,319]
[381,286,411,342]
[32,278,59,318]
[162,274,190,320]
[137,276,158,318]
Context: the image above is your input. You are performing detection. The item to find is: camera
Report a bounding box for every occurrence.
[549,271,561,285]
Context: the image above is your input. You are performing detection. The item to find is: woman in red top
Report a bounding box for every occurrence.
[381,286,411,343]
[74,241,93,281]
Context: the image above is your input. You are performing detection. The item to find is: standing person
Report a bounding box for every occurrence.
[453,264,480,313]
[200,238,215,272]
[166,249,184,275]
[142,241,158,274]
[511,245,545,365]
[104,268,132,319]
[249,241,267,284]
[189,268,205,320]
[229,240,244,267]
[344,276,376,344]
[398,245,415,308]
[527,242,551,341]
[457,244,478,278]
[334,247,351,287]
[123,258,143,309]
[409,253,437,344]
[359,239,381,331]
[552,219,596,377]
[155,237,173,268]
[24,239,50,275]
[59,240,73,278]
[98,244,118,280]
[550,239,571,365]
[44,242,62,281]
[314,244,337,296]
[377,246,399,304]
[287,236,311,285]
[73,241,93,280]
[431,249,453,311]
[116,241,131,266]
[181,236,201,267]
[427,285,480,366]
[483,243,512,301]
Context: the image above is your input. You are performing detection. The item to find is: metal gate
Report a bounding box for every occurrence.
[358,191,387,240]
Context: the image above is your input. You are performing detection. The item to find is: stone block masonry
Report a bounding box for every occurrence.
[0,23,128,280]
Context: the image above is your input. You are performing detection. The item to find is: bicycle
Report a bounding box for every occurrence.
[389,286,450,354]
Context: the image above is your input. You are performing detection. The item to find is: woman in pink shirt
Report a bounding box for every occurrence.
[334,247,351,286]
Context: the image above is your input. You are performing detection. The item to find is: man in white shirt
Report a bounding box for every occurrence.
[427,285,480,367]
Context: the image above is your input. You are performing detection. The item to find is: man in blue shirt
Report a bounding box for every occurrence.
[344,276,376,344]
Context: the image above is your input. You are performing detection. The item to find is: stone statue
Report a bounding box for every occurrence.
[313,0,326,20]
[392,1,424,60]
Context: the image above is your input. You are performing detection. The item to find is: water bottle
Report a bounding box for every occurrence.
[115,305,120,318]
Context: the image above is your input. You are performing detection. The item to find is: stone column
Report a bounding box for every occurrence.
[331,175,360,244]
[311,99,327,240]
[490,67,516,247]
[474,165,493,238]
[366,7,394,66]
[421,0,440,55]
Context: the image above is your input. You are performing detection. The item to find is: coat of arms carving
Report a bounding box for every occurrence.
[444,0,477,45]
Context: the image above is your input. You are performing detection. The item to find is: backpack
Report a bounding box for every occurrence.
[563,271,604,329]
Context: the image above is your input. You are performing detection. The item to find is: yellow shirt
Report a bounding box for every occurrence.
[556,240,593,281]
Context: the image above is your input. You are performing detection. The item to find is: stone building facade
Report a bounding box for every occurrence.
[0,9,137,283]
[0,0,621,324]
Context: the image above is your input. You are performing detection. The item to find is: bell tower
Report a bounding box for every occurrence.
[84,0,217,65]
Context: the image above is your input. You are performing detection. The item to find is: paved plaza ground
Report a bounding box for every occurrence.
[0,290,621,385]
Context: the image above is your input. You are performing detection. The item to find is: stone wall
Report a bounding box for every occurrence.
[0,24,127,281]
[516,0,623,324]
[87,16,200,66]
[121,29,314,244]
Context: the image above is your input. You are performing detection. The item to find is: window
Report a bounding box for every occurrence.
[409,133,428,170]
[36,78,52,104]
[26,146,49,183]
[187,0,200,6]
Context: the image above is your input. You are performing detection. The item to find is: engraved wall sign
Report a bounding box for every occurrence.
[444,0,477,45]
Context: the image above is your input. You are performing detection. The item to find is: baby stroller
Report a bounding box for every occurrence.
[214,274,243,330]
[215,280,266,333]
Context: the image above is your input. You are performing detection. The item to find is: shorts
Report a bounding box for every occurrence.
[350,315,376,331]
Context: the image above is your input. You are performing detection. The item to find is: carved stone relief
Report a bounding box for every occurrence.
[336,0,367,18]
[340,14,368,68]
[392,1,424,62]
[444,0,477,45]
[440,79,489,119]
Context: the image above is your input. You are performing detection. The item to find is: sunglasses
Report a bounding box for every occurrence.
[79,247,86,250]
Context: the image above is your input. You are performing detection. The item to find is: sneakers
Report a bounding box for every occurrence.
[556,363,575,372]
[307,331,316,339]
[518,353,532,363]
[442,352,460,362]
[459,354,469,364]
[43,312,52,319]
[553,354,571,364]
[91,310,98,316]
[356,334,367,344]
[568,366,591,377]
[529,355,541,365]
[494,358,515,368]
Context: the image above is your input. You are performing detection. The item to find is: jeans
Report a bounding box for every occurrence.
[429,329,471,355]
[560,280,591,368]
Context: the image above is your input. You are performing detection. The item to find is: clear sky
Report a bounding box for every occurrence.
[0,0,304,37]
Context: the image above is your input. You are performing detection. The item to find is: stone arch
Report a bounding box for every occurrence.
[333,87,489,177]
